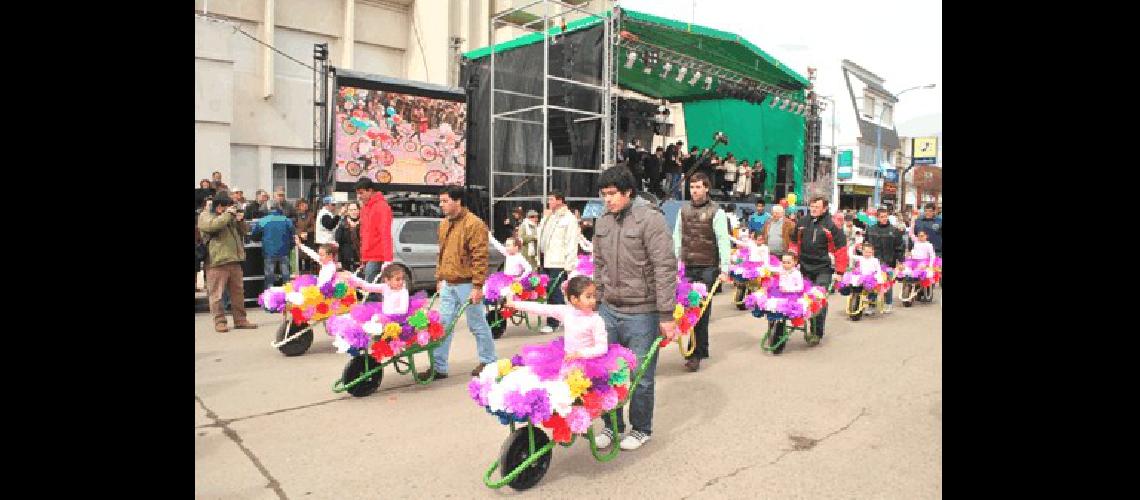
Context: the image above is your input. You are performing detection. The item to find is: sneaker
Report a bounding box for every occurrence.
[540,326,554,334]
[594,428,616,449]
[684,358,700,372]
[883,305,893,314]
[620,430,651,450]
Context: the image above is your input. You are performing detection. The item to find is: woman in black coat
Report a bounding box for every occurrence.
[334,202,362,272]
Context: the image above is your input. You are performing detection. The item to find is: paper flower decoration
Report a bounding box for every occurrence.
[566,369,592,399]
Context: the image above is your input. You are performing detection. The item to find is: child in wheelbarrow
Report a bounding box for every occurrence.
[469,276,639,446]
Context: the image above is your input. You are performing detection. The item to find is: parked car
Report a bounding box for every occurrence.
[390,217,506,293]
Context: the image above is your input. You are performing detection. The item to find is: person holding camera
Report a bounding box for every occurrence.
[198,194,257,333]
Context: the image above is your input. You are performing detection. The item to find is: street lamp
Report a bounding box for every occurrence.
[873,83,936,208]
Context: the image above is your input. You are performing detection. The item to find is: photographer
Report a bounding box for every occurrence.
[198,194,257,332]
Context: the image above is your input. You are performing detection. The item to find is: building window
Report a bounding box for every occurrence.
[863,96,875,118]
[271,164,317,200]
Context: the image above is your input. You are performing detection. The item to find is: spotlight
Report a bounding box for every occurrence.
[780,100,789,110]
[624,51,637,69]
[703,76,713,90]
[770,96,780,108]
[675,66,688,83]
[688,70,702,85]
[660,62,673,78]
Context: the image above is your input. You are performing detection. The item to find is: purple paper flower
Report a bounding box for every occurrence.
[510,354,524,367]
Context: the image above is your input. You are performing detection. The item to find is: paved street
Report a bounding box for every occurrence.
[195,287,941,499]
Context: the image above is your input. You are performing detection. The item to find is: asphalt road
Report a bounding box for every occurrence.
[195,286,941,499]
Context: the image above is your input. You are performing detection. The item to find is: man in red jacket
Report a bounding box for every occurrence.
[355,178,394,299]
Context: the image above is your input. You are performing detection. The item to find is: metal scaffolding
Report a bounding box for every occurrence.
[488,0,617,227]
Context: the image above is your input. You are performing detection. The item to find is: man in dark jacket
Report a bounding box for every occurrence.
[793,195,846,344]
[591,166,678,452]
[912,203,942,257]
[865,207,905,313]
[251,207,295,289]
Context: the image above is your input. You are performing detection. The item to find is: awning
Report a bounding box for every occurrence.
[463,8,809,102]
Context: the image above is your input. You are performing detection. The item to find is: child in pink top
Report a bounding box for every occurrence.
[346,264,410,316]
[505,276,607,360]
[777,253,805,293]
[489,233,534,277]
[908,230,936,268]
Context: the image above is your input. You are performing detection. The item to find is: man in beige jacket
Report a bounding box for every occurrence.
[537,190,580,333]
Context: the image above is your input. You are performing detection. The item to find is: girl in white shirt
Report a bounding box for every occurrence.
[489,233,534,277]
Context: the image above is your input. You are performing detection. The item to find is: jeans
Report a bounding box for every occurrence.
[669,173,683,199]
[429,281,497,375]
[543,267,567,328]
[683,265,717,360]
[801,266,832,338]
[363,261,386,302]
[264,255,291,289]
[599,303,660,436]
[884,284,894,305]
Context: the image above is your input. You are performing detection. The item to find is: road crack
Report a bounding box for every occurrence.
[197,395,288,500]
[681,407,869,499]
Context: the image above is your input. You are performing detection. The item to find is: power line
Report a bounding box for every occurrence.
[196,12,315,71]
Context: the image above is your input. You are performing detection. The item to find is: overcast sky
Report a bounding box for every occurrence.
[620,0,942,140]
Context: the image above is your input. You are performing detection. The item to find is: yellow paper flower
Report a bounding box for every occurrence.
[566,369,592,399]
[383,322,402,340]
[301,287,323,306]
[283,283,294,293]
[496,359,514,378]
[672,304,684,320]
[510,282,523,294]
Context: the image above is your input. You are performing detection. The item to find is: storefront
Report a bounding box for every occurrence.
[839,184,875,211]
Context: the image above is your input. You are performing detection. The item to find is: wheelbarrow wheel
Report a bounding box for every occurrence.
[769,321,787,355]
[488,309,506,339]
[500,426,552,491]
[733,285,747,310]
[341,355,382,398]
[276,321,313,356]
[848,293,863,321]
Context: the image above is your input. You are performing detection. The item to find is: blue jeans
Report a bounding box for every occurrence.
[599,303,660,435]
[669,173,683,199]
[543,267,567,328]
[884,283,894,305]
[363,261,386,302]
[264,255,291,289]
[429,281,497,375]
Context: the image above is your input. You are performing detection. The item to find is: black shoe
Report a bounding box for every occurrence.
[417,369,447,380]
[471,362,488,377]
[684,359,700,372]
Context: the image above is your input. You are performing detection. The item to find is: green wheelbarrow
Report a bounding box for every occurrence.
[481,335,665,491]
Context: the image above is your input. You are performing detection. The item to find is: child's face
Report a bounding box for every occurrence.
[754,233,766,245]
[505,239,519,255]
[917,231,928,242]
[863,245,874,257]
[385,272,406,290]
[781,256,796,271]
[569,284,597,312]
[318,248,333,263]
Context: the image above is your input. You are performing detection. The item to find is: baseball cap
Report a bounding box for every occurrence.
[526,209,539,217]
[322,196,335,205]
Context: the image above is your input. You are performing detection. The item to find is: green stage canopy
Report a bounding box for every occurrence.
[463,8,808,102]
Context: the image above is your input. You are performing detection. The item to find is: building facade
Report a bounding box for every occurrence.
[195,0,605,199]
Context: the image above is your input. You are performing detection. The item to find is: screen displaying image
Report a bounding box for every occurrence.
[333,86,466,187]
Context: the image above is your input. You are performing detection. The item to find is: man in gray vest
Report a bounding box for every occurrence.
[672,172,732,372]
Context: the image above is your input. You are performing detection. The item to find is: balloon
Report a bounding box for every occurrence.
[787,193,798,205]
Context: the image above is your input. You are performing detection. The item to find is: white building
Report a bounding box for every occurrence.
[828,59,903,211]
[195,0,606,199]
